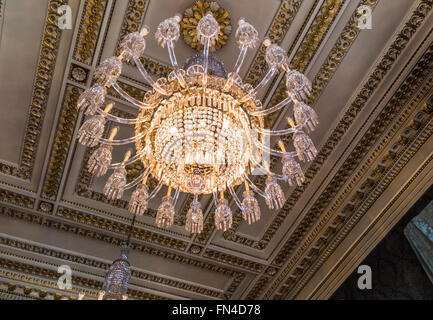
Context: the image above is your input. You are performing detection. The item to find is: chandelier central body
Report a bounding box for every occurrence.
[136,73,264,194]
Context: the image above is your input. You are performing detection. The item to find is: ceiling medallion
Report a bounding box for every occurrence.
[180,0,231,51]
[76,13,318,236]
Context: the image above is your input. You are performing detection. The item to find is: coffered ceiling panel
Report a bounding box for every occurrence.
[0,0,50,164]
[0,0,432,300]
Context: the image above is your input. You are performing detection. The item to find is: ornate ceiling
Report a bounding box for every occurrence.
[0,0,432,300]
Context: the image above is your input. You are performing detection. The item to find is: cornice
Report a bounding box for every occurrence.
[0,188,35,210]
[56,206,188,251]
[0,205,247,299]
[291,0,343,73]
[0,279,76,300]
[0,235,221,298]
[203,249,266,273]
[289,112,433,299]
[264,44,433,299]
[311,146,433,299]
[0,255,166,300]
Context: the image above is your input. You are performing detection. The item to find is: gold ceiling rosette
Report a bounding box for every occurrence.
[180,0,231,51]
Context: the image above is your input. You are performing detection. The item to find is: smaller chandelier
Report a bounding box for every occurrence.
[97,244,131,300]
[77,217,136,301]
[76,12,318,234]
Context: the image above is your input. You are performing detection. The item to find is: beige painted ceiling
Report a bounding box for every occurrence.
[0,0,432,300]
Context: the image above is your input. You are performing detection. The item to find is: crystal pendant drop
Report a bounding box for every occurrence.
[102,245,131,300]
[265,43,289,69]
[185,198,203,233]
[264,176,284,210]
[119,32,146,62]
[235,19,259,49]
[77,85,106,115]
[129,184,150,216]
[294,101,319,131]
[155,17,180,48]
[186,174,205,193]
[282,154,305,186]
[286,70,312,101]
[77,115,106,147]
[293,131,317,162]
[94,57,122,87]
[156,195,175,228]
[241,190,261,224]
[214,198,232,231]
[196,12,220,46]
[103,168,127,200]
[87,144,113,177]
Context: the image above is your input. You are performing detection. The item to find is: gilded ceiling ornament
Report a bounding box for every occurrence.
[42,86,81,200]
[180,0,231,51]
[74,0,108,65]
[70,65,89,83]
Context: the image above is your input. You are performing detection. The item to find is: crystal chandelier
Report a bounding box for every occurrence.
[76,12,318,234]
[97,244,131,300]
[77,216,135,300]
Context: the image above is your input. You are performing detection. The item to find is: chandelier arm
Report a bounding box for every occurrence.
[124,167,150,190]
[109,152,144,169]
[202,38,210,87]
[95,132,146,146]
[222,45,247,92]
[148,179,164,199]
[252,121,307,136]
[240,66,278,102]
[167,41,187,88]
[212,191,219,207]
[95,107,151,124]
[172,188,180,207]
[253,137,298,158]
[234,45,248,74]
[133,56,168,95]
[111,82,156,110]
[254,66,278,93]
[249,96,292,117]
[228,186,244,211]
[249,157,287,181]
[243,175,269,199]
